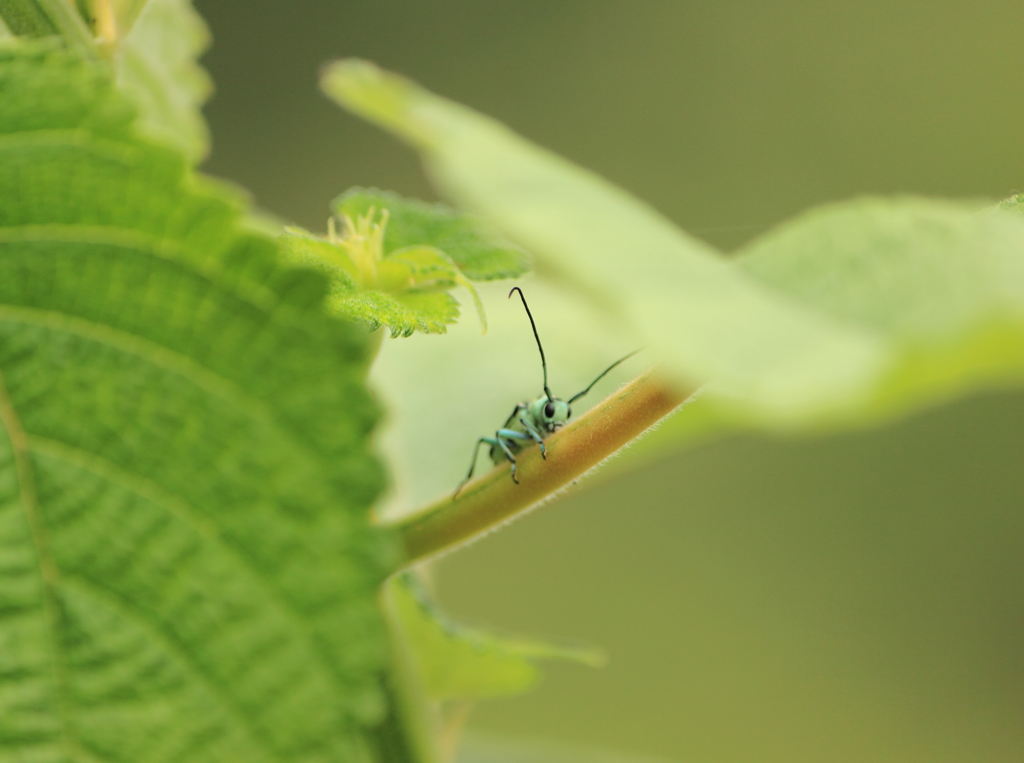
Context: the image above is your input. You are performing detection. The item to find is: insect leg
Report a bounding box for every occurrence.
[495,430,530,484]
[454,437,500,498]
[518,416,548,459]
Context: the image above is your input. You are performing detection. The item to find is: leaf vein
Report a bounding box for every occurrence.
[0,304,279,430]
[29,435,353,692]
[57,575,281,763]
[0,225,279,312]
[0,367,80,760]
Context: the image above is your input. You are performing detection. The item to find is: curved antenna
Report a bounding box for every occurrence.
[509,287,554,402]
[568,350,640,404]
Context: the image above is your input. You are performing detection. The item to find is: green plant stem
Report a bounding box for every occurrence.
[389,370,692,566]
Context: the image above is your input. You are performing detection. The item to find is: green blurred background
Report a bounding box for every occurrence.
[194,2,1024,761]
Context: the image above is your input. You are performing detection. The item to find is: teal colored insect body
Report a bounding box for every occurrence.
[455,287,637,496]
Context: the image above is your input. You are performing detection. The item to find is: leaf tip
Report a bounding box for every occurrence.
[320,58,432,147]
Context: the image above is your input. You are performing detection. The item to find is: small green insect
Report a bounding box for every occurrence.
[455,287,637,496]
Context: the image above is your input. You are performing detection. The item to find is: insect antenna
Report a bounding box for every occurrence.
[568,350,640,404]
[509,287,554,402]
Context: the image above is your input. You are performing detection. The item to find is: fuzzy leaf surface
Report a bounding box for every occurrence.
[281,228,464,337]
[0,42,396,762]
[335,187,529,281]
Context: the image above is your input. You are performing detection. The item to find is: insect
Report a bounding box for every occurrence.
[454,287,637,497]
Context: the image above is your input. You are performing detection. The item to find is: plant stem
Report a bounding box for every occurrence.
[388,370,692,566]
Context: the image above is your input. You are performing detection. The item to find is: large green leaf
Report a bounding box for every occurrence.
[323,60,1024,498]
[0,41,397,761]
[638,197,1024,453]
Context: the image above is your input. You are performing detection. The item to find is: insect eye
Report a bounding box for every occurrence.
[566,406,572,419]
[544,401,556,418]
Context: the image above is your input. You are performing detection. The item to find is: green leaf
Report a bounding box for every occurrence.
[383,246,487,332]
[0,42,398,761]
[636,196,1024,455]
[323,59,1024,481]
[337,289,462,338]
[997,192,1024,216]
[0,0,96,58]
[335,187,530,281]
[113,0,212,162]
[389,576,602,701]
[0,0,57,37]
[738,198,1024,413]
[281,228,466,337]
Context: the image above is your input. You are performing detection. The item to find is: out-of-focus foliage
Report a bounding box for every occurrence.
[390,575,603,702]
[113,0,212,162]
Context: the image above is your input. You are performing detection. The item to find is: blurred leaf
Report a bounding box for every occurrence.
[640,197,1024,453]
[0,42,397,761]
[737,198,1024,416]
[336,187,530,281]
[109,0,151,37]
[0,0,57,36]
[390,576,603,701]
[323,60,1024,472]
[997,192,1024,216]
[114,0,212,162]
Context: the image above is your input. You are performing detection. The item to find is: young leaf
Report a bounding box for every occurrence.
[281,215,486,337]
[335,187,530,281]
[0,42,398,761]
[388,576,603,701]
[284,224,468,333]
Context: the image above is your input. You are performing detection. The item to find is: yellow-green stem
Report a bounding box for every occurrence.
[388,370,692,566]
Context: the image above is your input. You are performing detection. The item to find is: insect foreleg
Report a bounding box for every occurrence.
[518,416,547,459]
[495,429,532,484]
[454,436,501,498]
